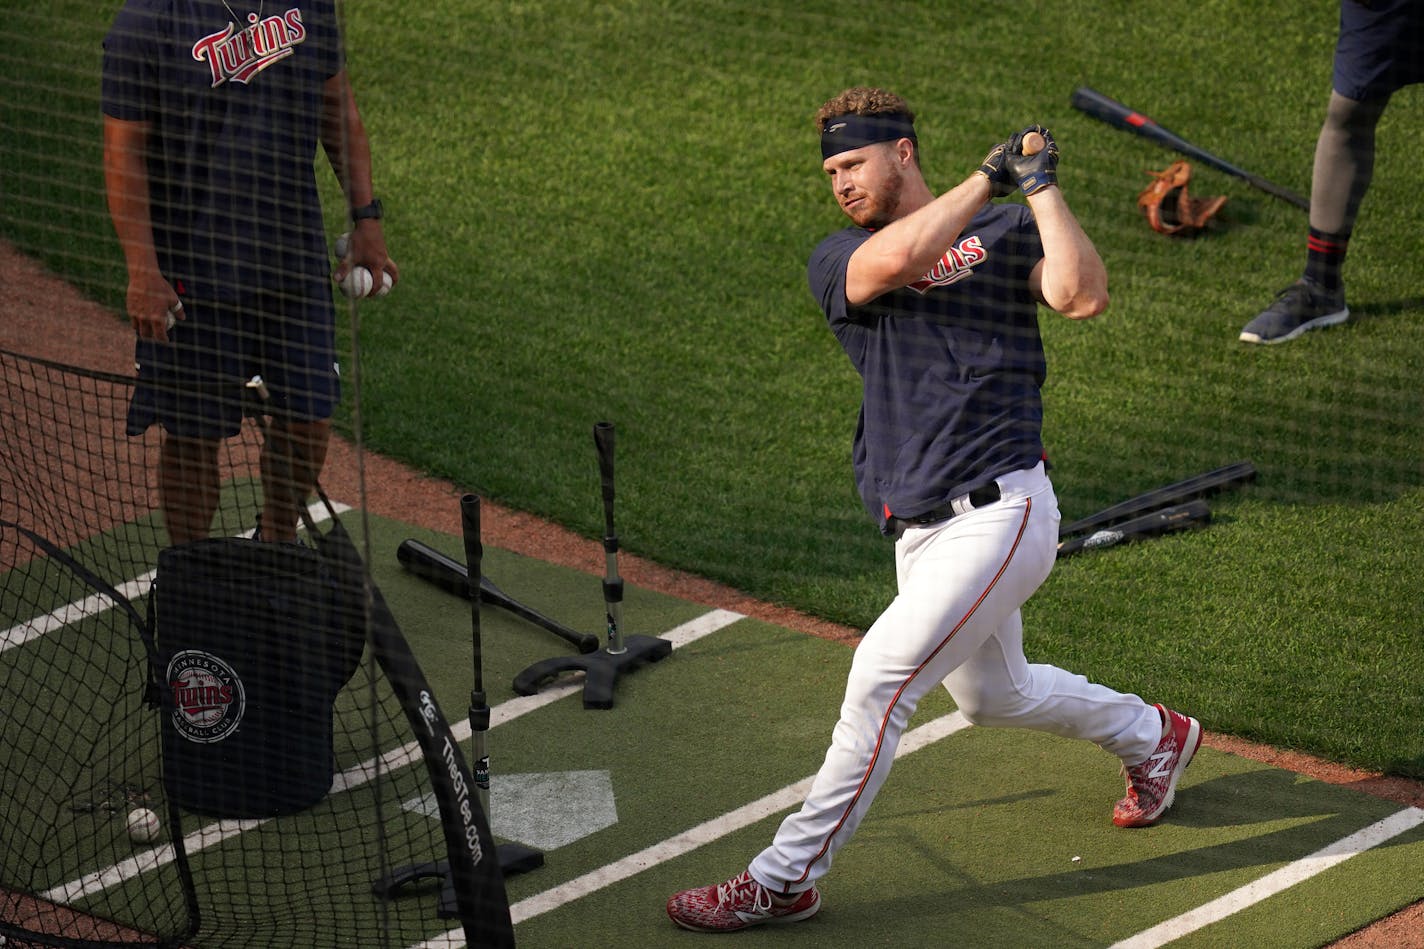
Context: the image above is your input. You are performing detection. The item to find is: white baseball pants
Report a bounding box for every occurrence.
[750,462,1162,893]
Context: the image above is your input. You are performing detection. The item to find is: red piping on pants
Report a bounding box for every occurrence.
[790,496,1033,886]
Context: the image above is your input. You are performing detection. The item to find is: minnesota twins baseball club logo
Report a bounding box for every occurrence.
[168,649,246,743]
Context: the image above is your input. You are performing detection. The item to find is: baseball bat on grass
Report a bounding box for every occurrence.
[1059,461,1256,540]
[1057,500,1211,558]
[1069,86,1309,211]
[397,539,599,653]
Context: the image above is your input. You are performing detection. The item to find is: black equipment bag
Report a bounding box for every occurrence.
[152,535,364,818]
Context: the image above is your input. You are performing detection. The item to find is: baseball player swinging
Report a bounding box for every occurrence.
[666,87,1202,933]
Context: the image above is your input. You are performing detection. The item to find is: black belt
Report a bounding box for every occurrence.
[886,483,1001,536]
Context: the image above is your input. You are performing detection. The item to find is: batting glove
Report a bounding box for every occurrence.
[1005,125,1059,196]
[976,141,1017,198]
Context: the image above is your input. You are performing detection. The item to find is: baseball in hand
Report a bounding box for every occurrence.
[375,270,393,297]
[339,266,374,299]
[126,807,161,844]
[333,231,351,260]
[1021,131,1046,156]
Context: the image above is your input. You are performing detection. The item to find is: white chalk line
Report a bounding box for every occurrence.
[407,711,975,949]
[37,528,1415,947]
[2,500,348,654]
[1110,805,1424,948]
[42,607,744,906]
[416,734,1424,949]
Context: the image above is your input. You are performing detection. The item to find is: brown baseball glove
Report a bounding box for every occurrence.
[1137,160,1227,235]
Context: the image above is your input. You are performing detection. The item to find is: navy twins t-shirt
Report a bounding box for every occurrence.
[101,0,343,300]
[808,202,1047,532]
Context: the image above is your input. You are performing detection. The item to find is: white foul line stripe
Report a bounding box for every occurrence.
[402,710,976,948]
[416,726,1424,949]
[505,710,970,926]
[43,607,744,906]
[2,500,347,654]
[1110,806,1424,949]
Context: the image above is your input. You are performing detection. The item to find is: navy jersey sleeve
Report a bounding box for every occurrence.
[807,227,873,362]
[308,0,345,80]
[807,229,868,325]
[101,0,165,121]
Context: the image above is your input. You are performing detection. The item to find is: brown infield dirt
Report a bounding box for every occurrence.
[2,239,1420,947]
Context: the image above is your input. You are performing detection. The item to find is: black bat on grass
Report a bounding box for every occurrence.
[1070,87,1309,211]
[1059,461,1256,540]
[397,539,599,654]
[1057,500,1211,558]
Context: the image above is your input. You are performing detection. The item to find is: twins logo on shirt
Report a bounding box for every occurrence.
[907,234,986,294]
[192,7,307,87]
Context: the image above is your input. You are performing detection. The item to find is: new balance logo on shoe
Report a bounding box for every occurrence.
[1114,704,1202,828]
[1145,750,1175,780]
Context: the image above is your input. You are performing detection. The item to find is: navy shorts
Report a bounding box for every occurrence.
[128,290,340,440]
[1333,0,1424,100]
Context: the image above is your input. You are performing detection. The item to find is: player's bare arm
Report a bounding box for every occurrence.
[1001,126,1108,319]
[833,139,994,306]
[844,175,994,306]
[102,114,180,341]
[1025,187,1109,319]
[319,70,398,287]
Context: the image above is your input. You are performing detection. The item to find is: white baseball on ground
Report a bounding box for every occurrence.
[126,807,161,844]
[339,265,374,299]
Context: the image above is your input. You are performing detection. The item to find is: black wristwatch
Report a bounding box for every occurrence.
[350,199,383,222]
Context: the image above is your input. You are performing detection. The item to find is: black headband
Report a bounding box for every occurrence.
[820,112,917,160]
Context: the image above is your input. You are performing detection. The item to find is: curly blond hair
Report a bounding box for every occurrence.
[813,87,915,133]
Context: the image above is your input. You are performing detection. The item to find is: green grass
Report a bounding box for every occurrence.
[3,0,1421,779]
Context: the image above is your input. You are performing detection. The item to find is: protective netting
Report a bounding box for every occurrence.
[0,353,510,948]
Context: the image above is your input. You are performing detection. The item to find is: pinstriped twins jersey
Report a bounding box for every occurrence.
[808,203,1046,533]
